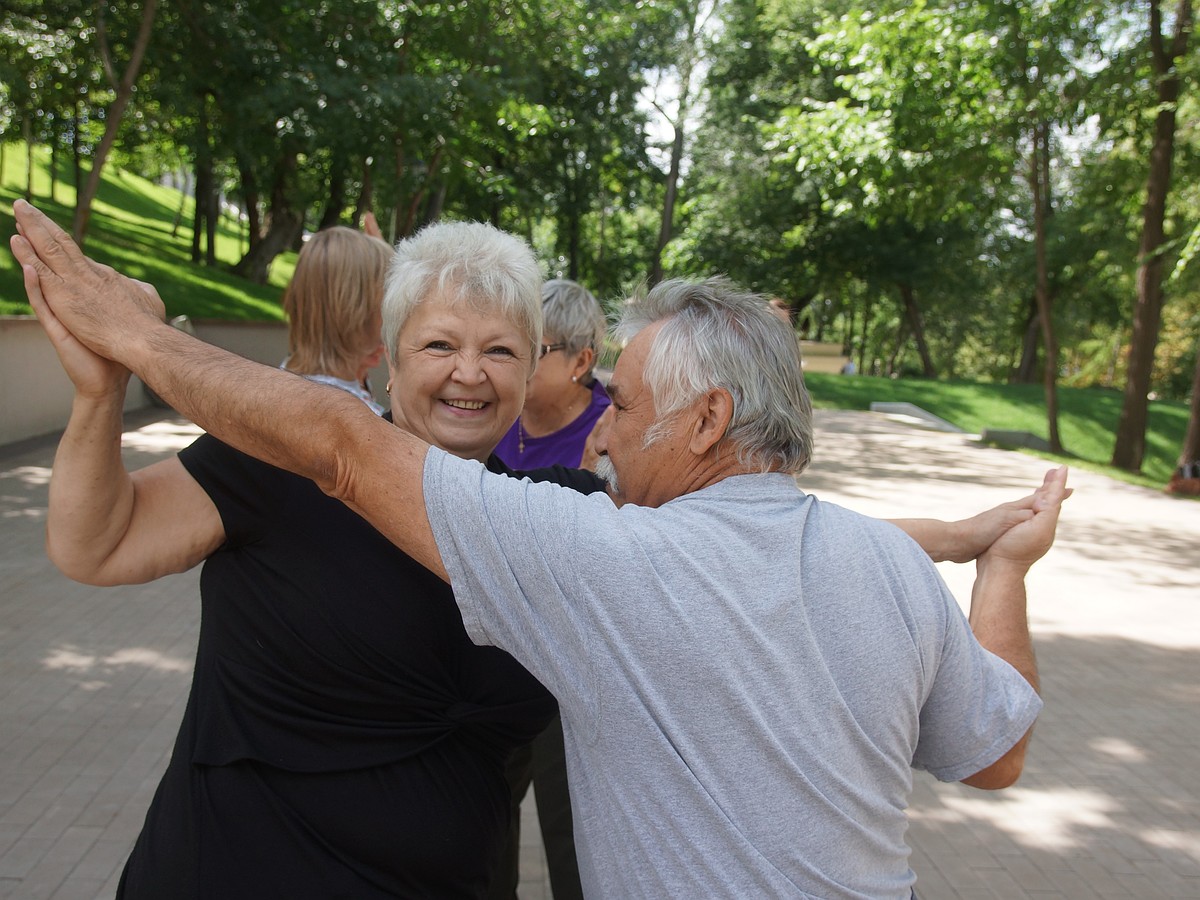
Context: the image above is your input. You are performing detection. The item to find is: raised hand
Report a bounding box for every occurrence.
[9,200,166,362]
[982,466,1070,571]
[21,249,132,399]
[942,492,1038,564]
[362,211,384,241]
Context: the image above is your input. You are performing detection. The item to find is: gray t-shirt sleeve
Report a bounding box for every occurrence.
[911,596,1043,782]
[423,447,618,715]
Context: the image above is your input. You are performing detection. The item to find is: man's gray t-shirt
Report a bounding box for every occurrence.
[424,451,1042,899]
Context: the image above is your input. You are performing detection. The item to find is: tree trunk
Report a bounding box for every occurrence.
[887,320,910,377]
[49,120,58,202]
[204,181,218,266]
[1112,0,1192,471]
[401,143,444,235]
[318,155,347,231]
[898,283,936,377]
[72,101,83,192]
[1177,343,1200,470]
[424,179,447,224]
[233,154,304,284]
[650,120,685,287]
[237,157,262,255]
[648,4,705,287]
[22,116,33,202]
[1013,295,1040,384]
[352,155,374,230]
[560,155,583,281]
[171,170,189,238]
[234,211,304,283]
[392,137,409,238]
[72,0,159,247]
[1028,121,1064,453]
[192,104,215,265]
[858,292,873,375]
[191,155,209,264]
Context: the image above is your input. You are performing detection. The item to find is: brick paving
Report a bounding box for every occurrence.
[1,408,1198,899]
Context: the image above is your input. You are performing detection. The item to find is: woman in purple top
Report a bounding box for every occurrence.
[495,279,610,470]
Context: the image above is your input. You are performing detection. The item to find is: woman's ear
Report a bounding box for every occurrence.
[570,346,596,383]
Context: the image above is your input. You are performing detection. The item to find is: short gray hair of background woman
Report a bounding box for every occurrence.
[541,278,607,381]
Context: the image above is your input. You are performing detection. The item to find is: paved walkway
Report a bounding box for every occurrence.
[1,408,1197,899]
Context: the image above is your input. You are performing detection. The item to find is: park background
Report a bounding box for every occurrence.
[2,4,1200,900]
[1,0,1198,489]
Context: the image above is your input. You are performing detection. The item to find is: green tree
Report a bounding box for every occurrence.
[1111,0,1195,471]
[71,0,159,247]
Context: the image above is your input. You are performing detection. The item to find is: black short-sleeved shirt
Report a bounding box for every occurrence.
[116,434,605,900]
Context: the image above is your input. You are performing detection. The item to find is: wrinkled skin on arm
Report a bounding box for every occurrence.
[958,466,1069,789]
[12,199,448,582]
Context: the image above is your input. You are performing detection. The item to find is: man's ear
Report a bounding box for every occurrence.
[688,388,734,455]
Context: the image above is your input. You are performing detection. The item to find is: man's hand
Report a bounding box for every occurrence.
[362,211,384,241]
[981,466,1070,571]
[959,466,1068,791]
[9,200,166,361]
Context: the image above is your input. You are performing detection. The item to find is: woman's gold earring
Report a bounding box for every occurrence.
[385,381,392,395]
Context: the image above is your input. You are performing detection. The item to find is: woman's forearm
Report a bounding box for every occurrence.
[46,390,139,582]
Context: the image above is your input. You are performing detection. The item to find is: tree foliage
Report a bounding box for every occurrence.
[4,0,1199,480]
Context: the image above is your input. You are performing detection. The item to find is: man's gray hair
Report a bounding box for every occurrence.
[542,279,607,377]
[382,221,544,368]
[615,277,814,475]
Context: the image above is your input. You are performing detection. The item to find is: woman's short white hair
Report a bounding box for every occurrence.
[615,277,814,475]
[382,221,544,367]
[541,279,607,378]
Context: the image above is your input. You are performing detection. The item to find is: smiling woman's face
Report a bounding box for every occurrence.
[387,293,534,462]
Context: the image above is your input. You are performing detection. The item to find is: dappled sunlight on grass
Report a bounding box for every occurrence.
[1,147,294,320]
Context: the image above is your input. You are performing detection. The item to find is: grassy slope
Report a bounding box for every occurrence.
[0,142,292,319]
[1,143,1188,490]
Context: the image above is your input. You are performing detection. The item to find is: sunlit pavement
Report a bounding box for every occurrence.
[1,408,1198,899]
[803,410,1200,900]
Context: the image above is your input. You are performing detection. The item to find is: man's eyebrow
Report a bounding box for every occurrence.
[605,384,620,402]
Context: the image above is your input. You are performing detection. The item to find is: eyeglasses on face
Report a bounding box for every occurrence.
[539,342,567,359]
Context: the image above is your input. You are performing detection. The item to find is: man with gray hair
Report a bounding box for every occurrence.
[12,200,1064,899]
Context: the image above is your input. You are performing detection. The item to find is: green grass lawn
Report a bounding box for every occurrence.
[805,372,1190,491]
[0,142,292,319]
[1,142,1190,492]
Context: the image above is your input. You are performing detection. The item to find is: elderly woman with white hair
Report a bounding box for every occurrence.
[37,221,607,899]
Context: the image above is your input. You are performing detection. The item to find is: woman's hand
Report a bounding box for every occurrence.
[23,249,134,400]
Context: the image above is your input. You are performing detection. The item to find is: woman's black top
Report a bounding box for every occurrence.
[116,434,606,899]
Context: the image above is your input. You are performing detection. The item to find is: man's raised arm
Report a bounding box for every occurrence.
[10,199,448,580]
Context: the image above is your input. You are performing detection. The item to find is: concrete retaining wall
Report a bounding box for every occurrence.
[798,340,851,375]
[1,316,388,448]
